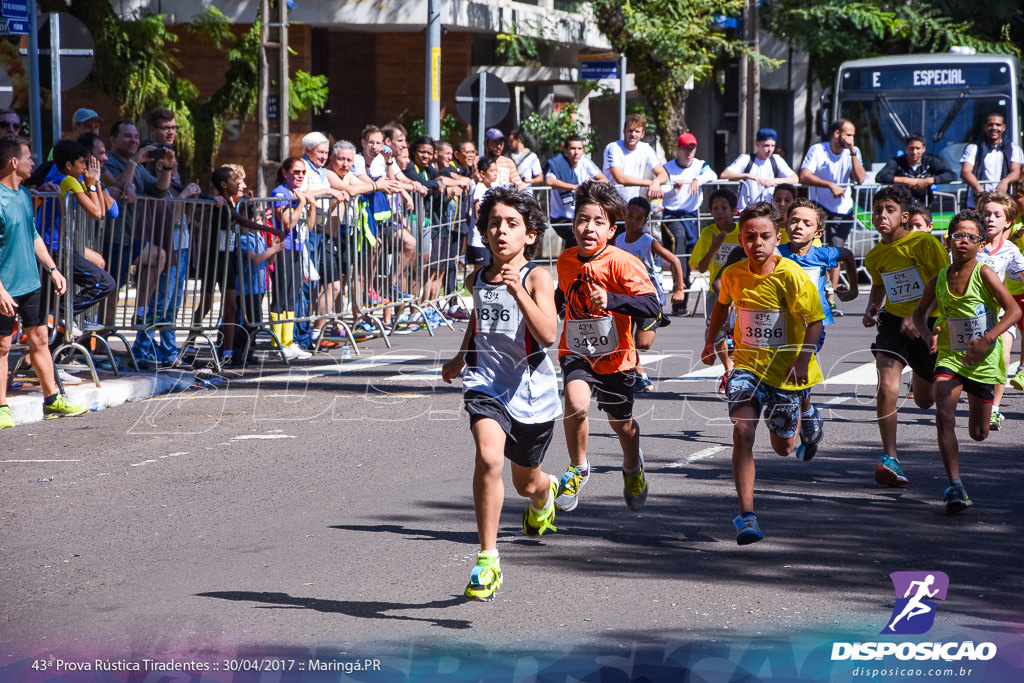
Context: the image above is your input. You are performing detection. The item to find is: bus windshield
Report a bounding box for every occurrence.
[840,94,1011,172]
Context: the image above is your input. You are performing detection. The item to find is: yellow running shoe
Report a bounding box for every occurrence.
[464,553,502,602]
[0,405,14,429]
[43,395,88,419]
[523,476,558,536]
[623,452,648,511]
[1010,369,1024,392]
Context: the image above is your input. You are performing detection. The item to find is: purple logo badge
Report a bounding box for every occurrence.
[881,571,949,635]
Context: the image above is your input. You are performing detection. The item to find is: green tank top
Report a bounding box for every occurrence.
[935,262,1005,384]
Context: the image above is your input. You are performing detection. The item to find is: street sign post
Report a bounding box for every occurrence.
[0,18,28,33]
[1,0,28,21]
[455,71,511,156]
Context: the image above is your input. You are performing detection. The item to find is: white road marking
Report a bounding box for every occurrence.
[230,434,295,440]
[665,445,728,468]
[664,363,725,382]
[2,459,81,463]
[237,354,425,383]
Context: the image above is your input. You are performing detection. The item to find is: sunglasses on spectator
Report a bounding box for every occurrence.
[156,125,179,131]
[950,232,983,244]
[290,168,306,175]
[0,120,18,128]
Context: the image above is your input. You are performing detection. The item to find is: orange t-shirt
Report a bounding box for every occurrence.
[557,245,656,374]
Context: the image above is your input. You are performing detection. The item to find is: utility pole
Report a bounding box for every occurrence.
[425,0,441,138]
[749,0,760,148]
[258,0,290,196]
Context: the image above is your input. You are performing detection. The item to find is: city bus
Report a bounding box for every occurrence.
[822,52,1021,237]
[830,52,1021,175]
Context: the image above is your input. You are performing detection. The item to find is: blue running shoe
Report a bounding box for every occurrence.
[875,454,908,487]
[733,513,763,545]
[944,482,972,514]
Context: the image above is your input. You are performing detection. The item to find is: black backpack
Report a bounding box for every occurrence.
[972,139,1012,181]
[743,154,780,177]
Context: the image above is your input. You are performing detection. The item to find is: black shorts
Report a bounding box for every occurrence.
[464,390,554,468]
[934,366,995,402]
[318,235,348,281]
[870,311,937,381]
[0,288,46,336]
[633,312,663,333]
[560,354,637,421]
[466,245,490,267]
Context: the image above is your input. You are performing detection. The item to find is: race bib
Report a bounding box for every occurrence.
[473,285,521,337]
[947,313,990,351]
[802,266,821,289]
[565,316,619,357]
[737,308,787,348]
[712,242,737,267]
[881,266,924,304]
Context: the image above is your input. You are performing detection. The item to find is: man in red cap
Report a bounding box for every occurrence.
[661,132,718,313]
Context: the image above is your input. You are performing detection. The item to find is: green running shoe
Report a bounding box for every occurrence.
[622,456,648,512]
[523,476,558,536]
[464,553,502,602]
[0,405,13,429]
[43,395,88,420]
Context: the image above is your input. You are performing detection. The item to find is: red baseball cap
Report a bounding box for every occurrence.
[677,132,697,147]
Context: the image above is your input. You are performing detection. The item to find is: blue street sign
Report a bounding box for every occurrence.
[0,18,28,34]
[579,60,618,80]
[1,0,28,21]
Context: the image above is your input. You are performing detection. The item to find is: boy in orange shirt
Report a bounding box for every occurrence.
[554,180,661,513]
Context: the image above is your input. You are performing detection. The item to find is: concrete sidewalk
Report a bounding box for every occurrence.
[4,367,209,427]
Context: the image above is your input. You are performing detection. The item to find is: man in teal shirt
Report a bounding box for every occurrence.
[0,136,87,429]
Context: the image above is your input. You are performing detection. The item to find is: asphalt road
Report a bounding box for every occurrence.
[2,301,1022,681]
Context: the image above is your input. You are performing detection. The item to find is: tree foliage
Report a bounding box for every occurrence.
[521,102,599,158]
[590,1,778,154]
[39,1,328,183]
[763,0,1020,90]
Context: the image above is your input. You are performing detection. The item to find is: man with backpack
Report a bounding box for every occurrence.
[960,113,1023,208]
[720,128,799,210]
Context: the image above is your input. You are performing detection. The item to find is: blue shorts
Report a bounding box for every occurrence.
[726,368,802,439]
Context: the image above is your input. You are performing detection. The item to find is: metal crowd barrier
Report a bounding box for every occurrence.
[9,173,972,387]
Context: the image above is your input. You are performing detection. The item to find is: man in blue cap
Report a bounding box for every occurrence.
[720,127,798,210]
[481,128,523,188]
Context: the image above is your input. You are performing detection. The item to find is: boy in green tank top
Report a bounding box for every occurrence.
[912,210,1020,513]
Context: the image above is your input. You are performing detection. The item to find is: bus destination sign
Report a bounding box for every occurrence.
[841,64,1012,92]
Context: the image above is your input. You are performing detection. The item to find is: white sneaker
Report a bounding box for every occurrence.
[56,369,84,385]
[281,345,311,360]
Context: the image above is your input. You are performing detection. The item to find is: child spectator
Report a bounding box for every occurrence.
[912,209,1020,512]
[690,188,740,392]
[778,198,860,459]
[862,185,949,487]
[613,196,686,391]
[0,137,87,429]
[441,187,560,602]
[907,204,934,233]
[974,191,1024,430]
[554,180,660,513]
[771,183,797,220]
[702,202,826,544]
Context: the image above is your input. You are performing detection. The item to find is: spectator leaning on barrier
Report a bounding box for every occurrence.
[269,157,316,361]
[507,127,543,188]
[602,113,668,203]
[960,113,1024,208]
[71,108,102,138]
[875,133,956,206]
[481,128,524,189]
[48,139,117,325]
[0,136,88,429]
[545,134,608,250]
[0,108,20,137]
[134,106,202,368]
[799,118,866,248]
[661,132,718,315]
[719,128,799,210]
[101,119,171,341]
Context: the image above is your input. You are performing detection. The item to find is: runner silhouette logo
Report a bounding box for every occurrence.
[881,571,949,635]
